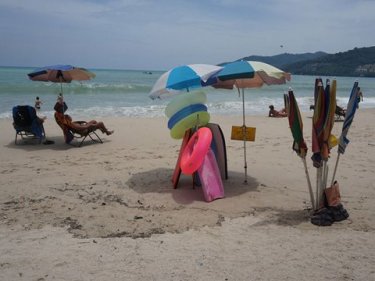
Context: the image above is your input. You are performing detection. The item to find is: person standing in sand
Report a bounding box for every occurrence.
[35,96,42,111]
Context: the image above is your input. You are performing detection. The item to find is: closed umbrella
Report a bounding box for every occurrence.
[27,64,96,94]
[210,60,291,183]
[311,79,336,209]
[285,90,314,208]
[330,81,361,185]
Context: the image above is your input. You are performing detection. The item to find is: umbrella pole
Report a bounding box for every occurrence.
[241,88,248,184]
[330,153,341,187]
[317,161,328,210]
[315,167,323,210]
[302,157,315,210]
[59,76,63,95]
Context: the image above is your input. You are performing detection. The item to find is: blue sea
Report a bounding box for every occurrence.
[1,66,374,119]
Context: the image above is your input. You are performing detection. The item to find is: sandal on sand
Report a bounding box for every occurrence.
[329,204,349,222]
[43,140,55,145]
[311,208,333,226]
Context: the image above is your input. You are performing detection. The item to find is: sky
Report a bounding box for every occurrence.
[1,0,374,71]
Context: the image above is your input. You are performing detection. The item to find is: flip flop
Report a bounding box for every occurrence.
[329,204,349,222]
[311,208,333,226]
[43,140,55,145]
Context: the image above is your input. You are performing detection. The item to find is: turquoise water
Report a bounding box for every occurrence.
[1,66,374,119]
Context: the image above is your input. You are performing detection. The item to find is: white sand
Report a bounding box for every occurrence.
[0,109,374,280]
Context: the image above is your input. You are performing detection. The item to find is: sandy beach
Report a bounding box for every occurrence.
[0,109,374,281]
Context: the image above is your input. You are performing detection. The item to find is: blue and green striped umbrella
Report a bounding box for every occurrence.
[330,81,361,185]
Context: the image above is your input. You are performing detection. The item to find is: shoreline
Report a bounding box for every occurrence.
[1,109,374,280]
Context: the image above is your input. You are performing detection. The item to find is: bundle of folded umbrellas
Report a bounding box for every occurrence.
[284,79,362,226]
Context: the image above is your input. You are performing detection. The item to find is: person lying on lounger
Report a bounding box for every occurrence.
[54,96,114,136]
[268,105,287,118]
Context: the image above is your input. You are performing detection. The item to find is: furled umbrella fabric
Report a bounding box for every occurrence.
[285,90,308,157]
[285,90,314,208]
[338,82,360,154]
[311,78,336,209]
[330,81,361,186]
[210,60,291,183]
[149,64,223,99]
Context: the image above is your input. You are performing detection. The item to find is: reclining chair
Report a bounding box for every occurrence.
[12,105,45,144]
[334,105,346,120]
[54,112,103,147]
[310,104,346,120]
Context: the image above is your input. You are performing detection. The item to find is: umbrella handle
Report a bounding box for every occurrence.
[241,88,248,184]
[330,153,341,187]
[302,157,315,209]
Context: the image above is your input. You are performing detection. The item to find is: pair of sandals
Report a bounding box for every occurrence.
[311,204,349,226]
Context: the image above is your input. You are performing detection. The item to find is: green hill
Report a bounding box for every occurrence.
[284,46,375,77]
[238,52,328,69]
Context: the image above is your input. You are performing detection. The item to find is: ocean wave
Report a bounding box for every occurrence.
[1,97,375,120]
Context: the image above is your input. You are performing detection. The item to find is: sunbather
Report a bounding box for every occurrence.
[54,97,114,136]
[268,105,287,118]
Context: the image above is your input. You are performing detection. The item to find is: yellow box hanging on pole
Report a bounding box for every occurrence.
[231,126,256,141]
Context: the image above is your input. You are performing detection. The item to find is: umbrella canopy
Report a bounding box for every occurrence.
[210,60,291,183]
[330,81,361,186]
[28,64,95,83]
[149,64,223,99]
[285,89,314,208]
[311,78,336,209]
[285,90,308,157]
[27,64,96,93]
[212,60,291,89]
[311,79,336,167]
[338,82,360,154]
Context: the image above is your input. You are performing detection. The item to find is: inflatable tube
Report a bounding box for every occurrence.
[170,111,210,139]
[168,104,207,129]
[165,91,207,118]
[172,129,192,189]
[180,127,212,175]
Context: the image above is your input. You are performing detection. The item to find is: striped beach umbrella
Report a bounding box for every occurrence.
[285,90,314,208]
[330,81,361,185]
[210,61,291,183]
[149,64,223,99]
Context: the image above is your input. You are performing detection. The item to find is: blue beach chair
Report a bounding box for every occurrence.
[12,105,45,144]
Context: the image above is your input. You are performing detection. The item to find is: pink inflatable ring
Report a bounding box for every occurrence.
[180,127,212,175]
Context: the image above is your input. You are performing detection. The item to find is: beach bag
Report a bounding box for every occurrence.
[324,181,341,207]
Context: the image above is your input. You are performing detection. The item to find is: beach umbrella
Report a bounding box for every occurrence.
[330,81,360,186]
[311,78,336,209]
[210,60,291,183]
[284,90,314,209]
[27,64,96,94]
[149,64,223,99]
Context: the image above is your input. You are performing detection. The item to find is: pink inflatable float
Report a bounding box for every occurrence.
[180,127,212,175]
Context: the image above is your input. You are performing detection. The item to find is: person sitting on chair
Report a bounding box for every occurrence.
[269,105,287,118]
[335,104,346,118]
[54,96,114,136]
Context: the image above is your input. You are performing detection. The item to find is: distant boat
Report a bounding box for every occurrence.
[143,71,152,75]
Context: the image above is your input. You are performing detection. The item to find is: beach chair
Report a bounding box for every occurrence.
[310,104,346,121]
[12,105,45,144]
[335,105,346,120]
[54,112,103,147]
